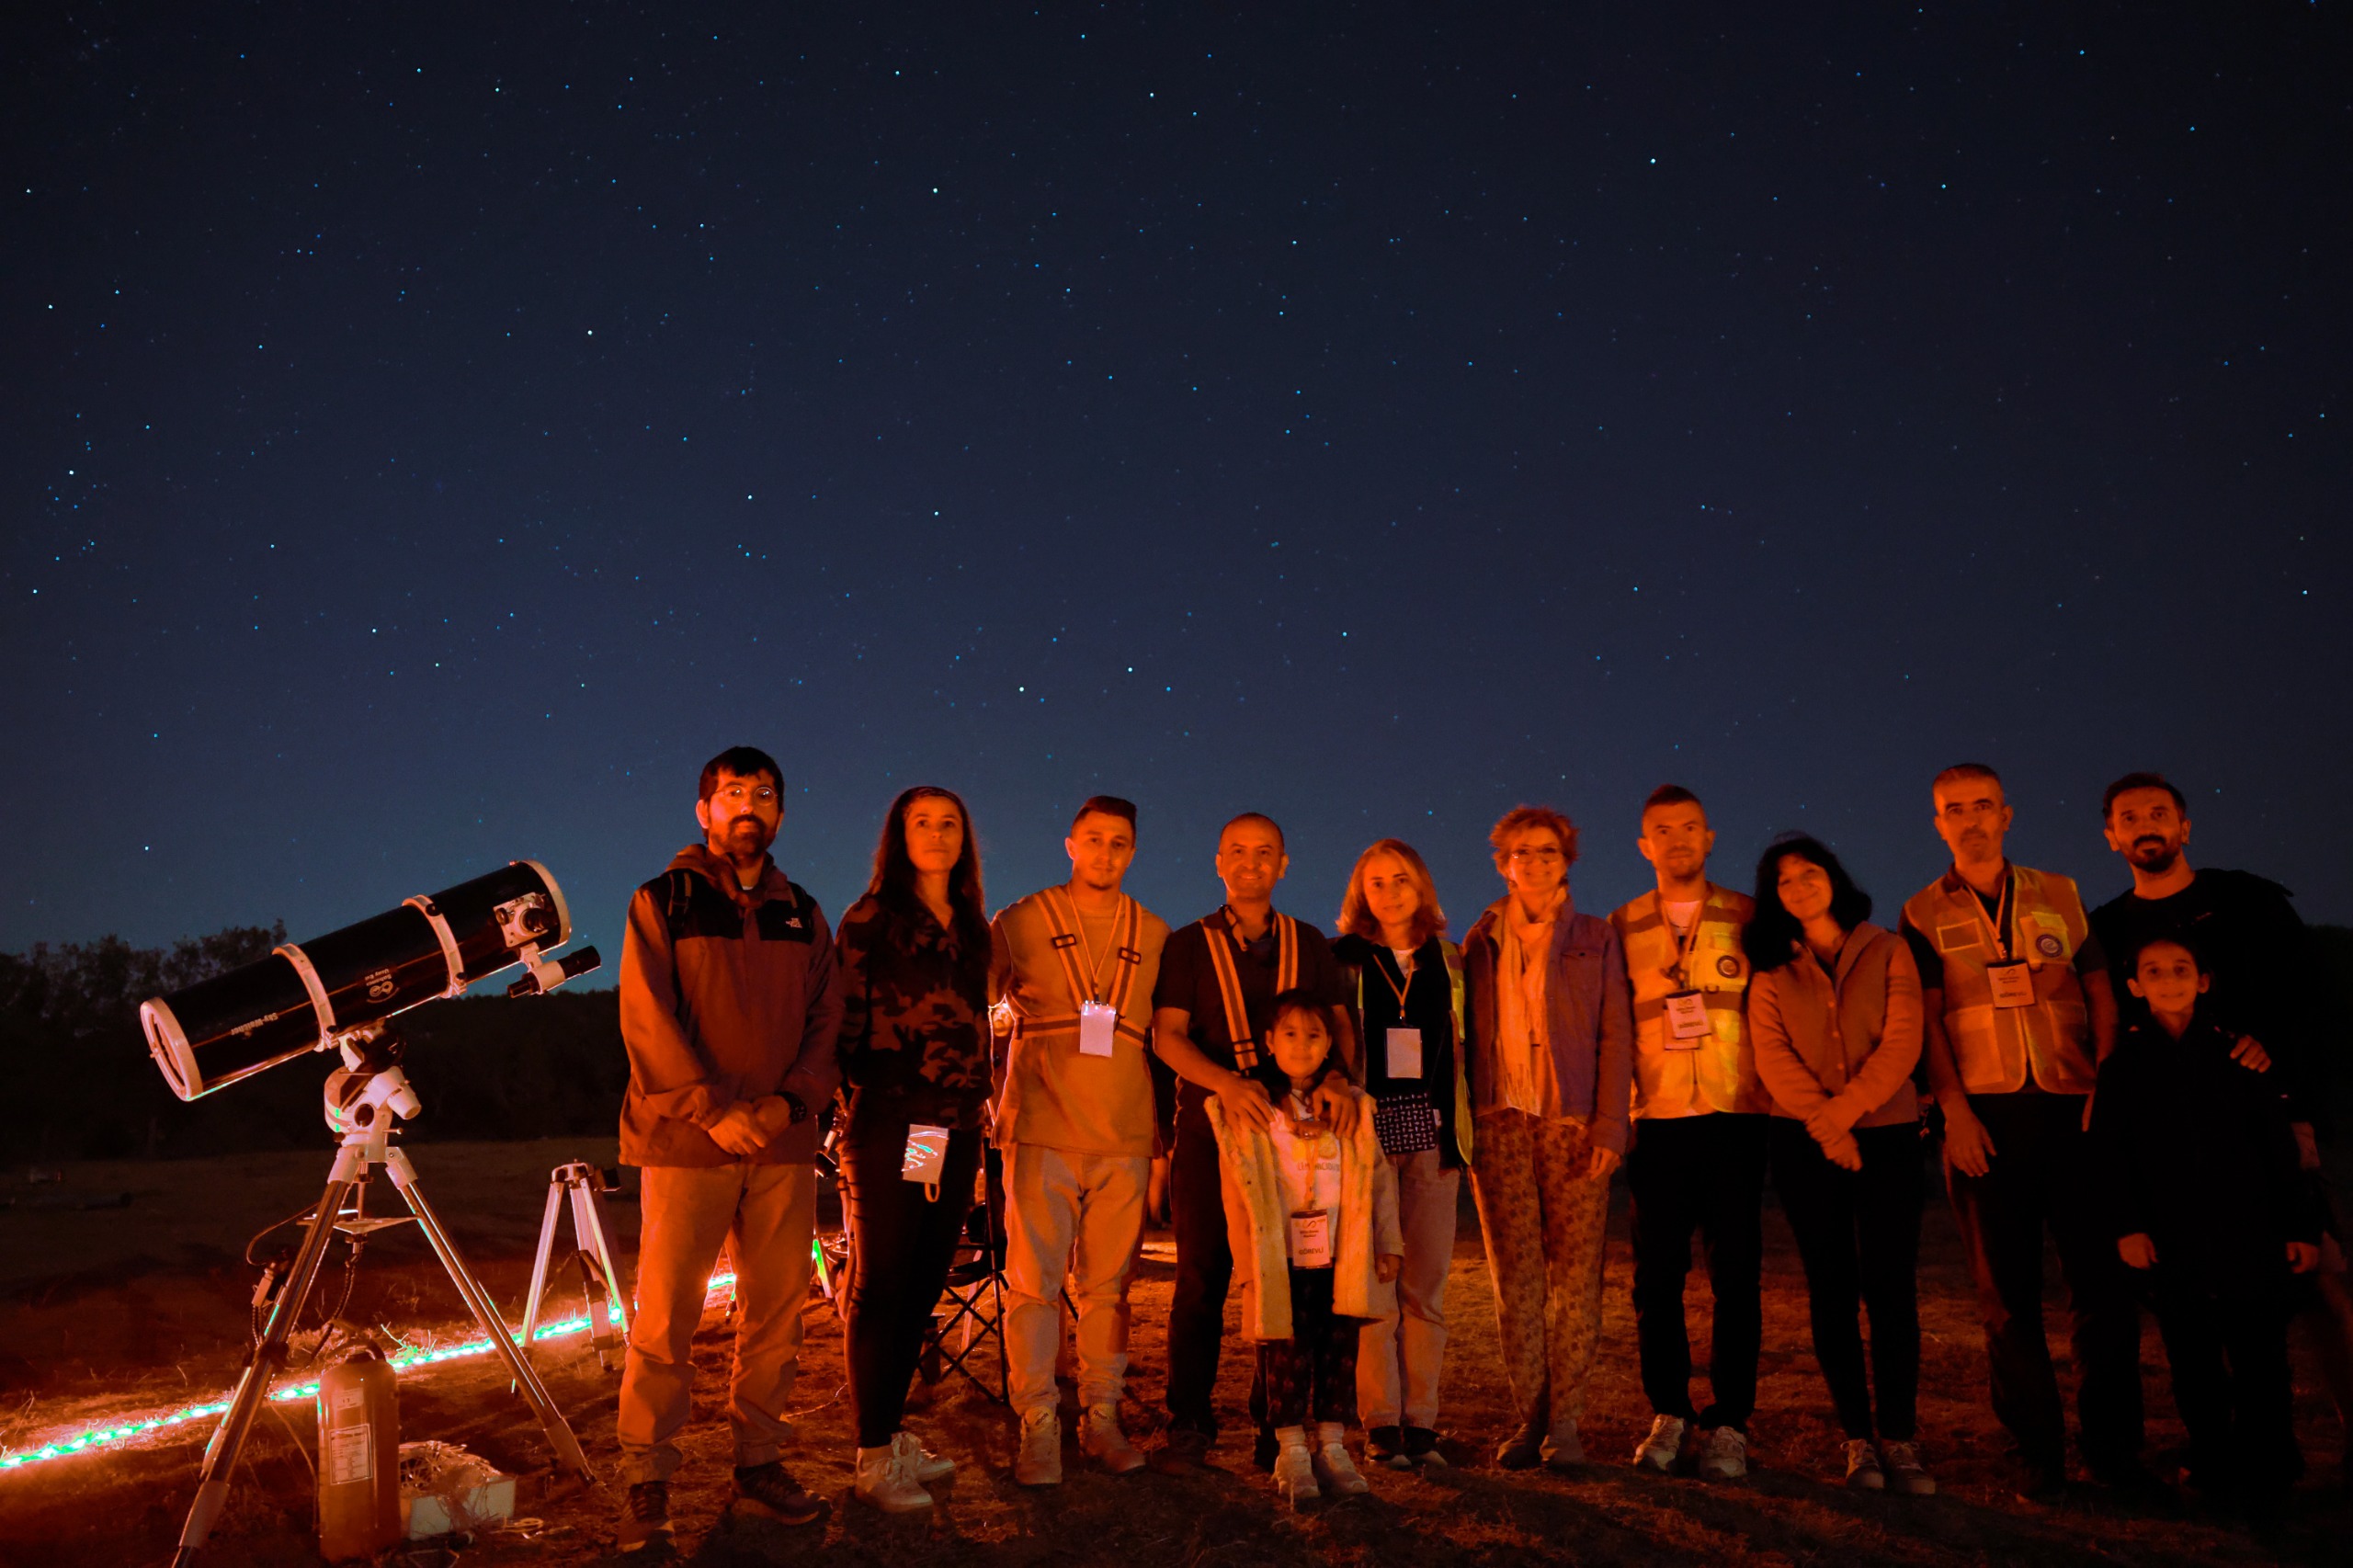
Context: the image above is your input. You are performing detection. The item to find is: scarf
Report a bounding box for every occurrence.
[1493,888,1565,1114]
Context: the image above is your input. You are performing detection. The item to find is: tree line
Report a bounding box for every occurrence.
[0,927,624,1163]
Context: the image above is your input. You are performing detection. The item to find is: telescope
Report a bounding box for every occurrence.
[142,860,605,1566]
[141,859,600,1101]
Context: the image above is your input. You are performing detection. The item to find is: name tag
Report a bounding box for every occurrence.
[902,1123,951,1183]
[1987,960,2035,1009]
[1386,1026,1424,1078]
[1664,989,1711,1044]
[1287,1209,1333,1268]
[1078,1000,1118,1057]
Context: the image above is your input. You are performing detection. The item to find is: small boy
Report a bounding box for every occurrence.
[2092,936,2320,1504]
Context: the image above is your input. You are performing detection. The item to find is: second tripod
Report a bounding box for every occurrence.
[519,1161,632,1368]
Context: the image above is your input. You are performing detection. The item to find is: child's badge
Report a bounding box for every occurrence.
[1986,960,2035,1009]
[901,1123,951,1183]
[1664,989,1711,1045]
[1078,1000,1118,1057]
[1288,1209,1333,1268]
[1385,1026,1424,1079]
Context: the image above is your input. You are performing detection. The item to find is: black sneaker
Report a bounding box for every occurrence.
[2091,1460,2171,1506]
[1147,1426,1211,1477]
[1404,1426,1446,1468]
[1252,1426,1280,1472]
[1366,1426,1408,1470]
[619,1480,673,1552]
[2012,1457,2068,1505]
[733,1461,827,1527]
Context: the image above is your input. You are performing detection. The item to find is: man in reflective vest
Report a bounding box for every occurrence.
[1148,812,1358,1474]
[1902,763,2147,1500]
[1609,785,1768,1482]
[989,796,1171,1486]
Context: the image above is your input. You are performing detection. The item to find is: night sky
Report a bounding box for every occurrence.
[7,4,2349,984]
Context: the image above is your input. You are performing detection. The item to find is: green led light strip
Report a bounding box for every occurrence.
[0,1269,744,1473]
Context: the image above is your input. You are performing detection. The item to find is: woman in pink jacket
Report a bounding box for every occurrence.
[1743,835,1933,1497]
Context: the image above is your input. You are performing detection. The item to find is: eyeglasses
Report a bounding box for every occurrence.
[1505,847,1564,865]
[713,784,779,806]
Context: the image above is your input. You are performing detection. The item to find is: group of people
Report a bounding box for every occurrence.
[604,747,2347,1551]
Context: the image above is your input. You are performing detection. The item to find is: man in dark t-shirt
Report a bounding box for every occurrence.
[1147,812,1356,1473]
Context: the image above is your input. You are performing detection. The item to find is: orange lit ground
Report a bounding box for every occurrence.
[2,1138,2347,1566]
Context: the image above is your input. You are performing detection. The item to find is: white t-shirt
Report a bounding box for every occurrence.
[1664,899,1702,937]
[1268,1093,1343,1259]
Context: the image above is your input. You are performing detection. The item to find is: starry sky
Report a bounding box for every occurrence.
[6,3,2349,983]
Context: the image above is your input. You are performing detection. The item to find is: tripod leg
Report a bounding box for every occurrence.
[383,1148,595,1482]
[519,1172,567,1352]
[170,1157,363,1567]
[579,1179,631,1336]
[568,1181,627,1365]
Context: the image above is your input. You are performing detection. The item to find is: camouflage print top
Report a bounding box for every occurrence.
[834,892,994,1130]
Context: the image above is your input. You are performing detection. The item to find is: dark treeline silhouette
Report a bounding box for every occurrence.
[0,928,624,1163]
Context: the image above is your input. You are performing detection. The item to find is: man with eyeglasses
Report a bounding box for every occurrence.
[614,746,845,1551]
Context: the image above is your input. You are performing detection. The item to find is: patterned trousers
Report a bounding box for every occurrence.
[1254,1267,1358,1428]
[1469,1108,1611,1431]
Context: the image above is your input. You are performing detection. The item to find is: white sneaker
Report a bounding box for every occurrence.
[1632,1414,1688,1473]
[1313,1424,1370,1495]
[896,1428,956,1483]
[1014,1406,1062,1487]
[1696,1425,1747,1481]
[855,1440,933,1513]
[1080,1402,1146,1475]
[1843,1437,1884,1491]
[1271,1430,1320,1508]
[1878,1440,1934,1494]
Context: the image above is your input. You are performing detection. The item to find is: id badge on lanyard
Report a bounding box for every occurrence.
[1078,999,1118,1057]
[1287,1209,1333,1268]
[902,1124,951,1186]
[1987,960,2036,1009]
[1663,989,1711,1045]
[1386,1026,1424,1078]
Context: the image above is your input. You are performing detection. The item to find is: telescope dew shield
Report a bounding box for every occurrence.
[142,860,583,1102]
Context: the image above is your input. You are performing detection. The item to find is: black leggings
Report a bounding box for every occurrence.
[1771,1119,1924,1441]
[838,1108,983,1449]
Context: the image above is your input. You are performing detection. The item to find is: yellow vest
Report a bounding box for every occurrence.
[1902,866,2095,1096]
[1609,884,1766,1119]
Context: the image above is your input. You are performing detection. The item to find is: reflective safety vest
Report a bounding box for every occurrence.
[1202,910,1300,1071]
[1903,865,2096,1096]
[1002,886,1151,1046]
[1611,885,1767,1119]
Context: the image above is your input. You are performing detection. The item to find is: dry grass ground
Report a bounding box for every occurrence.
[1,1137,2347,1566]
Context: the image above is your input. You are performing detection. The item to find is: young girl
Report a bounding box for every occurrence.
[1206,989,1403,1506]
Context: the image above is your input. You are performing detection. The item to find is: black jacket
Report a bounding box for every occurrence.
[2090,1010,2317,1277]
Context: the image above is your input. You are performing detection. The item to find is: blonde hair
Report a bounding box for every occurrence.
[1337,838,1448,946]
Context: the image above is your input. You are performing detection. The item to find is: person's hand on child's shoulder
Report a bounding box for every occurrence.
[2289,1241,2320,1274]
[1375,1254,1403,1284]
[2118,1233,2158,1270]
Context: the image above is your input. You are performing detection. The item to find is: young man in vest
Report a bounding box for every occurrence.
[614,746,844,1551]
[1902,763,2147,1501]
[990,796,1171,1486]
[1149,812,1359,1475]
[2089,770,2353,1483]
[1609,785,1768,1482]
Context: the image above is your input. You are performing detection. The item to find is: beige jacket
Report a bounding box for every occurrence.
[1207,1086,1402,1341]
[1747,922,1923,1130]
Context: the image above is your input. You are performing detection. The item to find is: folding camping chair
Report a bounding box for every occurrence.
[923,1139,1009,1404]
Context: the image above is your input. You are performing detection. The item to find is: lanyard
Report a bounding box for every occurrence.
[1064,894,1114,1000]
[1967,870,2017,961]
[1375,946,1415,1016]
[1665,895,1707,986]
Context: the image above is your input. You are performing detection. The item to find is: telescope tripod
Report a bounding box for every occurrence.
[169,1050,595,1567]
[519,1161,631,1369]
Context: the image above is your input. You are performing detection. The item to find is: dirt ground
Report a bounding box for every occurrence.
[2,1137,2347,1567]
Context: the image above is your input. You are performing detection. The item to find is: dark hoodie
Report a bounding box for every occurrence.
[618,844,844,1166]
[2090,1007,2316,1278]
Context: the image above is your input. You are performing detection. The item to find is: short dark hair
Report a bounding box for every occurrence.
[699,745,783,802]
[1220,812,1286,854]
[1743,834,1874,973]
[2127,932,2208,976]
[1931,762,2003,799]
[2102,771,2187,821]
[1071,795,1139,834]
[1642,784,1703,819]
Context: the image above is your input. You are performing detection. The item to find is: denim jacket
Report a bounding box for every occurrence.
[1460,893,1636,1154]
